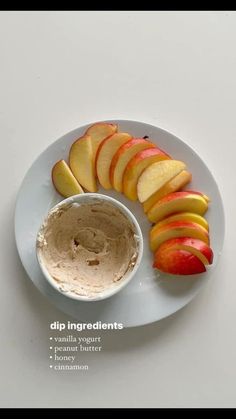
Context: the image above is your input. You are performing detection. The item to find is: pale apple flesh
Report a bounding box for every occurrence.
[123,147,170,201]
[85,122,117,163]
[153,212,209,231]
[147,191,208,223]
[52,160,84,198]
[96,132,132,189]
[143,170,192,213]
[153,248,206,275]
[155,237,213,266]
[110,138,156,193]
[69,135,97,192]
[137,160,186,203]
[150,220,209,252]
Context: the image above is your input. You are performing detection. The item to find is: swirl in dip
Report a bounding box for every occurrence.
[36,200,139,298]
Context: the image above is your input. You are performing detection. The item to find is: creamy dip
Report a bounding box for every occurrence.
[36,201,139,297]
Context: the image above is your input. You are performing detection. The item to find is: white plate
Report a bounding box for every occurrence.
[14,120,225,327]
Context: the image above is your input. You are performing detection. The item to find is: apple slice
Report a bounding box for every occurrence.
[186,190,210,203]
[149,220,209,252]
[123,147,170,201]
[137,160,186,203]
[110,138,155,193]
[69,135,97,192]
[52,160,84,198]
[85,122,117,163]
[155,237,213,266]
[153,248,206,275]
[154,212,209,231]
[143,170,192,213]
[96,132,132,189]
[147,191,208,223]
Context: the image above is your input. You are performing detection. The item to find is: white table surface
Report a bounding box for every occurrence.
[0,10,235,408]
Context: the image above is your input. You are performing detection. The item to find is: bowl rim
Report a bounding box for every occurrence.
[36,193,144,302]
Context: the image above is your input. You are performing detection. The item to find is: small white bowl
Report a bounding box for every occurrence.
[36,193,143,302]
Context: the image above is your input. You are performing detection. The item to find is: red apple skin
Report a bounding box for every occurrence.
[157,237,213,264]
[143,170,192,213]
[109,138,154,187]
[156,191,199,204]
[150,220,210,252]
[124,147,169,168]
[123,147,170,200]
[185,190,210,202]
[147,190,208,223]
[153,248,206,275]
[127,146,170,163]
